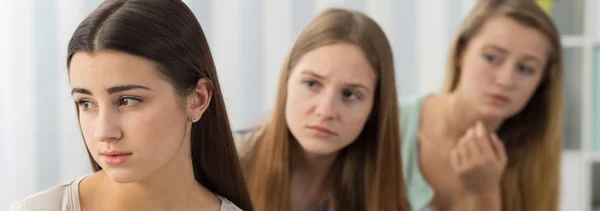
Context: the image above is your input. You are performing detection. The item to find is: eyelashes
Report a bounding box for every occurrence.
[75,96,143,111]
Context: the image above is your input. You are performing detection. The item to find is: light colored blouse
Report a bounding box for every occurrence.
[400,95,434,211]
[9,175,243,211]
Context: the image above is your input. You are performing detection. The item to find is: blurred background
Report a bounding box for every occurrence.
[0,0,598,210]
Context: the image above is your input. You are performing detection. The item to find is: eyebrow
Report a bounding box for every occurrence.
[483,45,508,54]
[301,70,326,81]
[300,70,371,92]
[71,84,152,95]
[483,44,543,64]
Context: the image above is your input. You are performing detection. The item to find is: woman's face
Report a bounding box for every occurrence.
[455,16,549,119]
[285,43,377,157]
[69,50,193,183]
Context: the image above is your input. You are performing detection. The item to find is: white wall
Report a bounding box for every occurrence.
[2,0,38,209]
[561,152,587,211]
[596,0,600,42]
[0,0,15,208]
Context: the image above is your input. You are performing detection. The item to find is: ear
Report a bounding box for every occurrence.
[187,78,212,122]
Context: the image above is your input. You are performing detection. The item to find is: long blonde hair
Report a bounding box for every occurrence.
[444,0,564,210]
[240,8,407,211]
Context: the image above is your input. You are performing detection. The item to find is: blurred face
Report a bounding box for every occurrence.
[285,43,376,156]
[69,51,190,183]
[455,16,549,119]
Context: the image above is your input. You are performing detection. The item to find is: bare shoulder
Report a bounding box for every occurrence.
[419,94,446,131]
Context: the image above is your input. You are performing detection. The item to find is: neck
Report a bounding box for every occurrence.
[441,93,504,141]
[289,148,338,211]
[101,149,218,210]
[293,149,338,183]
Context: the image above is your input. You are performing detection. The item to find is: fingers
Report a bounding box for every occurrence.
[474,121,495,159]
[453,128,475,173]
[464,128,481,159]
[490,133,507,166]
[454,122,508,172]
[452,133,470,172]
[453,122,507,195]
[450,147,462,172]
[459,121,505,167]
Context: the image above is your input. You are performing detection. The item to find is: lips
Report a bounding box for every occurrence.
[101,151,132,156]
[306,125,338,137]
[488,93,511,105]
[100,151,132,166]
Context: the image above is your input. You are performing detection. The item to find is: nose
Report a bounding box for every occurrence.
[93,108,122,142]
[314,90,338,121]
[494,65,517,90]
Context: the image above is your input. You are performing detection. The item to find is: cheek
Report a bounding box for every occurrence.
[286,86,303,105]
[285,90,307,129]
[470,62,488,75]
[285,83,313,115]
[459,60,485,88]
[124,102,187,157]
[79,112,96,144]
[78,114,98,150]
[514,78,542,107]
[339,102,373,142]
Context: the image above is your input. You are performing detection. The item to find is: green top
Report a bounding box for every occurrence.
[400,95,433,211]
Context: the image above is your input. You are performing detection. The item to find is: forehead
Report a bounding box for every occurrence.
[470,16,550,58]
[69,51,167,89]
[293,43,376,85]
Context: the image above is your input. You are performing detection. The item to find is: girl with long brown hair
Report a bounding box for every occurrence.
[10,0,252,210]
[400,0,563,210]
[237,8,407,211]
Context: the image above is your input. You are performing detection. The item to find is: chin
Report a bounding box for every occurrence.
[479,105,515,120]
[102,167,146,183]
[296,138,345,157]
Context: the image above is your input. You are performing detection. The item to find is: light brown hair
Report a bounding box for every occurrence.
[444,0,564,210]
[240,8,407,211]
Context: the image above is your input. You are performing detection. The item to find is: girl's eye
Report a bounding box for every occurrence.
[119,97,142,107]
[76,100,96,111]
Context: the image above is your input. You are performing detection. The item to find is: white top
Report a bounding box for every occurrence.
[9,175,243,211]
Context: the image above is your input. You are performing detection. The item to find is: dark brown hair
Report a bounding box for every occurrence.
[240,8,407,211]
[444,0,564,210]
[66,0,253,210]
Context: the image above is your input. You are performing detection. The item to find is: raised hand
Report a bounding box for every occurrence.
[450,121,507,210]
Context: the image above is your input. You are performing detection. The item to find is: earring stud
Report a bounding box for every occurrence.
[191,116,198,122]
